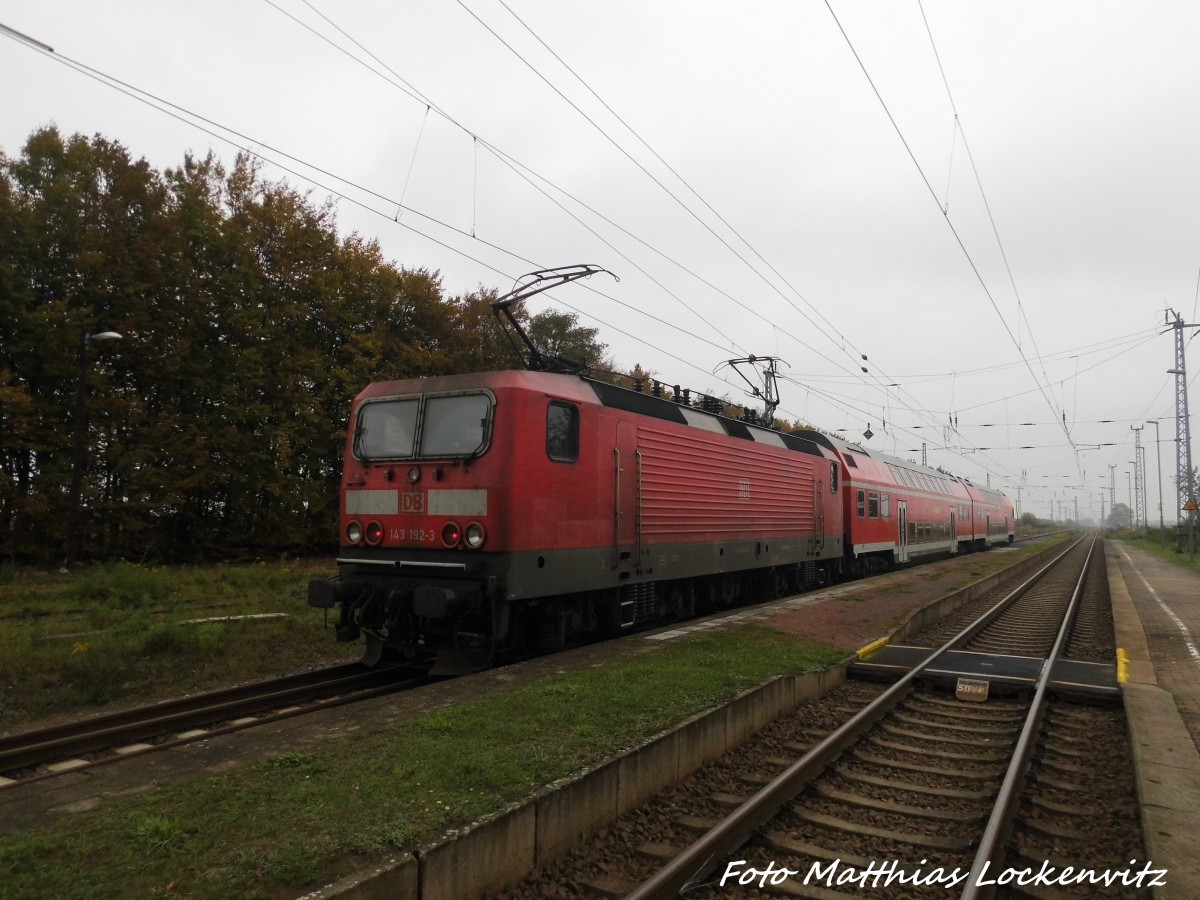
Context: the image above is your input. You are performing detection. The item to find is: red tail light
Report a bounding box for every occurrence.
[441,522,462,547]
[365,521,385,545]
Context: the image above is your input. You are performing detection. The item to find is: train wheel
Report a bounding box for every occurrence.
[362,633,384,667]
[664,585,686,621]
[720,576,738,607]
[453,613,496,671]
[772,568,789,599]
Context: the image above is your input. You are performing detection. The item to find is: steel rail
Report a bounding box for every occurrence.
[623,535,1088,899]
[1,677,427,791]
[0,663,367,751]
[0,663,410,774]
[960,533,1097,899]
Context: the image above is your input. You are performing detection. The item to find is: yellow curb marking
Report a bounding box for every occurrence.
[856,637,889,659]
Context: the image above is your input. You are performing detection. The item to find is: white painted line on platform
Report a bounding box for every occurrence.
[1120,546,1200,665]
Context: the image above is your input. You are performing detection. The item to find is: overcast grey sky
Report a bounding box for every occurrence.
[4,1,1199,523]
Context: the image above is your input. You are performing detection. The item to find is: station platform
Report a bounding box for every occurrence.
[1107,541,1200,899]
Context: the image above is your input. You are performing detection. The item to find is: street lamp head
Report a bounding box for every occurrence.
[87,331,122,343]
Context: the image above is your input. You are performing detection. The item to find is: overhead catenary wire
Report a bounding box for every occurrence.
[482,0,883,378]
[4,9,1165,502]
[0,14,991,480]
[260,0,1008,491]
[395,104,430,221]
[275,0,756,356]
[918,1,1059,401]
[0,24,767,400]
[456,0,1017,483]
[15,31,776,358]
[271,0,932,390]
[778,328,1160,385]
[825,0,1085,487]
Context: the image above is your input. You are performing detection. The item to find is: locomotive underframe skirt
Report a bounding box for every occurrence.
[316,531,845,611]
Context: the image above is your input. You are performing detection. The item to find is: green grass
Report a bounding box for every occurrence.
[1117,528,1200,575]
[0,625,845,900]
[0,560,357,730]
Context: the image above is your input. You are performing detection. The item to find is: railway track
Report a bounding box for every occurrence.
[502,535,1149,899]
[0,662,429,788]
[0,536,1069,795]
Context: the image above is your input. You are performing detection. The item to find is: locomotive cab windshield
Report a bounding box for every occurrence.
[354,392,493,461]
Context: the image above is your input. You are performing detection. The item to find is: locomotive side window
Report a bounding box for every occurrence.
[857,490,865,517]
[547,402,579,462]
[356,398,419,459]
[420,394,492,458]
[830,462,839,493]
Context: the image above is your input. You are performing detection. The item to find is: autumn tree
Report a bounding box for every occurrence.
[0,127,613,564]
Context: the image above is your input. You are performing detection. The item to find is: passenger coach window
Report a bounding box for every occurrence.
[868,492,880,518]
[856,490,865,517]
[547,402,579,462]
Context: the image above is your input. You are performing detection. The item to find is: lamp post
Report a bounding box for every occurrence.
[63,329,122,571]
[1147,419,1165,542]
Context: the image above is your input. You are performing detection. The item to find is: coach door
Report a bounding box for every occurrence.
[897,501,909,563]
[614,422,640,569]
[813,475,824,553]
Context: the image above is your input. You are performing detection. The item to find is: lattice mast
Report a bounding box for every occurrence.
[1132,425,1146,532]
[1167,309,1199,551]
[1109,465,1116,527]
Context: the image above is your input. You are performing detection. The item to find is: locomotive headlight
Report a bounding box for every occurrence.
[346,520,364,544]
[365,521,385,545]
[465,522,486,549]
[407,466,420,484]
[441,521,462,547]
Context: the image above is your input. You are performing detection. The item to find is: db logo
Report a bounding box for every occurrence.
[401,491,425,514]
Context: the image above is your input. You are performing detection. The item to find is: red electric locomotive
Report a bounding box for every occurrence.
[307,368,846,667]
[308,266,1015,668]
